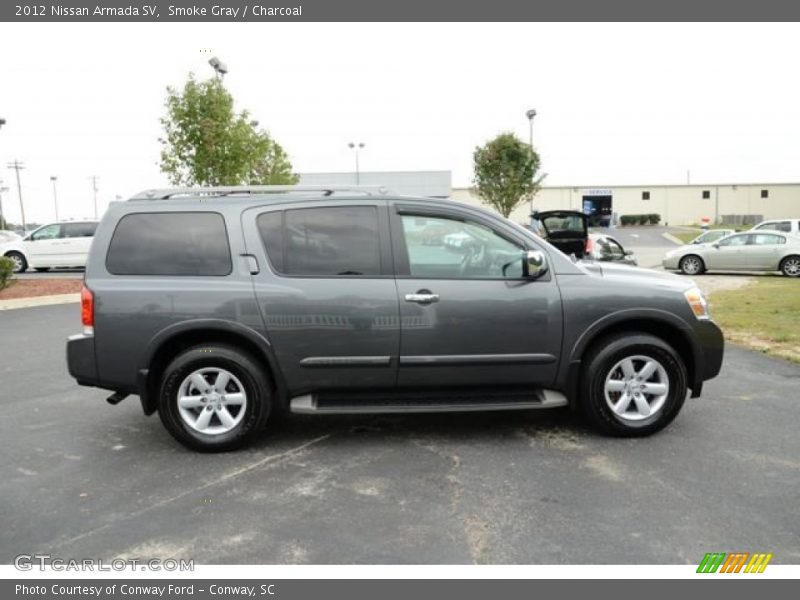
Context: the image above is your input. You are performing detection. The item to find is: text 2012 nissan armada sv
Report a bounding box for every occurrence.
[67,186,724,452]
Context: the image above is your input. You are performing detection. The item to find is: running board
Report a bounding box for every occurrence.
[289,389,568,415]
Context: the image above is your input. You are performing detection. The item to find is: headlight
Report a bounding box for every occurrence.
[684,287,710,320]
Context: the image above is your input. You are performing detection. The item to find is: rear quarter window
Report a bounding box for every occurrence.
[106,212,232,276]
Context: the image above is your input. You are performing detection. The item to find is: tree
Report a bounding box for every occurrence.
[159,75,298,186]
[472,132,545,218]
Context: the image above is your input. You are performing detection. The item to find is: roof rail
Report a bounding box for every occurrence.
[128,185,394,200]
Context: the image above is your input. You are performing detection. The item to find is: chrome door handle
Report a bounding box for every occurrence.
[404,293,440,304]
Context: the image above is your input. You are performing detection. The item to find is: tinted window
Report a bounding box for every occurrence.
[63,222,98,238]
[107,212,231,276]
[401,214,523,279]
[258,206,381,277]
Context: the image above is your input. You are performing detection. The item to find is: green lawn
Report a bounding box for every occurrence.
[673,231,700,245]
[710,278,800,363]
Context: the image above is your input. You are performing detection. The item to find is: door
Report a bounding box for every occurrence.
[391,205,563,389]
[23,223,65,267]
[61,222,97,266]
[746,233,786,270]
[243,201,400,394]
[705,233,750,270]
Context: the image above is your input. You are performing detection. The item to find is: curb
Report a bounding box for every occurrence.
[661,232,687,246]
[0,293,81,311]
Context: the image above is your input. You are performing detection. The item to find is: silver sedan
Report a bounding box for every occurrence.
[662,230,800,277]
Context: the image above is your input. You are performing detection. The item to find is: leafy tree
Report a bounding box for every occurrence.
[159,75,298,186]
[472,132,545,218]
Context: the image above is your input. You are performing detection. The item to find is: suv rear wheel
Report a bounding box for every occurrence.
[157,345,271,452]
[581,333,688,436]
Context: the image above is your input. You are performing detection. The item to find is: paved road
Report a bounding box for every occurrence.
[592,225,683,268]
[14,268,84,280]
[2,304,799,565]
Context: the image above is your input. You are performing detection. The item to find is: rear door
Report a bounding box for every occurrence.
[747,233,786,270]
[242,200,400,394]
[61,222,97,266]
[391,203,563,389]
[536,211,588,258]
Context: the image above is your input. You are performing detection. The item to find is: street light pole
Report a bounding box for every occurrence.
[348,142,365,184]
[90,175,99,219]
[50,176,59,221]
[0,183,8,230]
[208,56,228,80]
[525,109,537,148]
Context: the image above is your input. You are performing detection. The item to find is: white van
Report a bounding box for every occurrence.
[0,221,98,272]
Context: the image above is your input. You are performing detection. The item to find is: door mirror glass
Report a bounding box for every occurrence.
[523,250,548,279]
[624,249,634,256]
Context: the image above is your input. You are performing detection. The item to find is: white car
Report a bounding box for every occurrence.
[0,221,98,273]
[750,219,800,235]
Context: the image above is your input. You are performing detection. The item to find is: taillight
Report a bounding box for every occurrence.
[585,237,594,255]
[81,284,94,335]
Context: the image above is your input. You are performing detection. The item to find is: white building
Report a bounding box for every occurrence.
[299,170,450,198]
[453,182,800,227]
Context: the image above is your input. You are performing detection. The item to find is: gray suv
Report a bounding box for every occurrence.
[67,186,724,452]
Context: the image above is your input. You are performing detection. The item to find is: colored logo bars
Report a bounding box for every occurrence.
[697,552,773,573]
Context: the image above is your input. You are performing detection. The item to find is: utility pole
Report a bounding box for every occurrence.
[6,160,26,232]
[50,176,59,221]
[90,175,99,219]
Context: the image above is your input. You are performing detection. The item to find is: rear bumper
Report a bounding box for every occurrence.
[66,333,99,386]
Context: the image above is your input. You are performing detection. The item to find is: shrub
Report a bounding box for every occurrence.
[620,213,661,226]
[648,213,661,225]
[0,256,14,291]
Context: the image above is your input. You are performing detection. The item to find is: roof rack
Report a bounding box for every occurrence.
[128,185,394,201]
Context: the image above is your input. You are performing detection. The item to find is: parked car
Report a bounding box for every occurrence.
[750,219,800,235]
[0,221,98,273]
[0,230,21,244]
[67,186,724,451]
[531,210,589,258]
[585,233,638,266]
[662,230,800,277]
[687,229,735,245]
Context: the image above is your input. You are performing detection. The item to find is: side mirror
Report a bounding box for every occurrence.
[712,243,720,249]
[523,250,548,279]
[624,249,634,256]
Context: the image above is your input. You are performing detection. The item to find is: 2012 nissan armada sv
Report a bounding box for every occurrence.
[67,186,724,452]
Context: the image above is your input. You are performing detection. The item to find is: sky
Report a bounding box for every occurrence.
[1,22,799,224]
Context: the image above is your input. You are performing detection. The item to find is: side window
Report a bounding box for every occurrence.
[63,222,98,238]
[31,224,62,241]
[718,234,749,247]
[257,206,381,277]
[774,221,791,233]
[400,214,523,279]
[106,212,232,276]
[603,239,625,258]
[754,222,774,231]
[751,234,784,246]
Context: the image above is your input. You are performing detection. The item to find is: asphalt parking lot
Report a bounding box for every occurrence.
[2,303,799,564]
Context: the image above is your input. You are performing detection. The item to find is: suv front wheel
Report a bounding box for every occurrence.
[581,333,688,436]
[158,345,272,452]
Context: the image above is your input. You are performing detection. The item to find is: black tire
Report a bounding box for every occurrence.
[34,267,51,273]
[679,254,705,276]
[779,255,800,278]
[5,251,27,273]
[580,333,688,437]
[157,344,272,452]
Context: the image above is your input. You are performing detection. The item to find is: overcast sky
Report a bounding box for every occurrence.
[0,22,799,224]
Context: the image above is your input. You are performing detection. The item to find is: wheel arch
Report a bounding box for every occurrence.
[565,310,701,404]
[138,320,286,415]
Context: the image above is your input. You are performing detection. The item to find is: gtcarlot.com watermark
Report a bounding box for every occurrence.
[14,554,194,572]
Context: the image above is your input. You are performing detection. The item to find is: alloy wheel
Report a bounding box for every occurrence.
[176,368,247,435]
[604,355,670,422]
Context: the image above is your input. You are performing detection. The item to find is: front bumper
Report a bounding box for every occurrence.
[693,319,725,389]
[662,255,681,270]
[66,333,99,386]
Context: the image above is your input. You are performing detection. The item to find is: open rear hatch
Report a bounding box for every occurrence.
[534,210,589,258]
